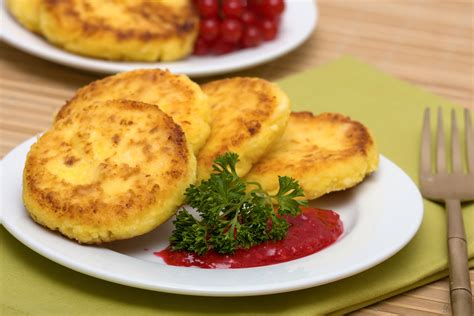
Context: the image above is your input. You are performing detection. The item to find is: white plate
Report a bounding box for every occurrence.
[0,0,317,76]
[0,136,423,296]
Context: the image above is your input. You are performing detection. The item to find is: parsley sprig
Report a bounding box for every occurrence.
[169,152,308,255]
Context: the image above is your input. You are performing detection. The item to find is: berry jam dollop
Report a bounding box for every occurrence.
[155,207,343,269]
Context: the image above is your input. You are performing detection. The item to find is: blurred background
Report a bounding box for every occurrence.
[1,0,472,112]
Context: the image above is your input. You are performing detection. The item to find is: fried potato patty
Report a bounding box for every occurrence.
[6,0,41,32]
[197,77,291,181]
[245,112,379,199]
[56,69,211,154]
[38,0,198,61]
[23,99,196,243]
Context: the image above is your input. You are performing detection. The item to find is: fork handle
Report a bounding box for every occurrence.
[446,199,472,316]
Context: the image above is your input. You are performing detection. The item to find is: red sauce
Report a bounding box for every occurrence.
[154,207,343,269]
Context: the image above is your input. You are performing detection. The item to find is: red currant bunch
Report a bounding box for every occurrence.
[193,0,285,56]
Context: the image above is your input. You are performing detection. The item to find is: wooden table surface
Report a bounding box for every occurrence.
[1,0,473,314]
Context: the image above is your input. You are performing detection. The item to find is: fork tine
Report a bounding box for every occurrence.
[465,108,474,172]
[420,108,432,176]
[436,108,447,173]
[451,110,462,173]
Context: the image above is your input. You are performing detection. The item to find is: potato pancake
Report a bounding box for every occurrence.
[23,99,196,244]
[55,69,211,154]
[245,112,379,199]
[38,0,198,61]
[6,0,41,32]
[198,77,291,181]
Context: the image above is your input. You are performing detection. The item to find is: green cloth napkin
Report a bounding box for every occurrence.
[1,56,473,315]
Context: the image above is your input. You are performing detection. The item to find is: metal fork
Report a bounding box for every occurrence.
[420,107,474,315]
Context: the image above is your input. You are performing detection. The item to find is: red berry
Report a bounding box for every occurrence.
[242,25,263,47]
[222,0,244,18]
[194,37,209,55]
[241,10,257,25]
[259,19,278,40]
[220,19,243,44]
[260,0,285,18]
[212,40,237,55]
[197,0,219,18]
[272,14,281,25]
[200,18,220,42]
[248,0,262,10]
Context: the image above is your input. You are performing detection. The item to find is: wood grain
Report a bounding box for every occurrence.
[0,0,472,314]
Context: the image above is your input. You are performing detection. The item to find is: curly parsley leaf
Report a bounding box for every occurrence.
[169,152,307,255]
[273,176,308,215]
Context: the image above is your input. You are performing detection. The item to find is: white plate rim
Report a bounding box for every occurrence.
[0,0,318,76]
[0,136,424,296]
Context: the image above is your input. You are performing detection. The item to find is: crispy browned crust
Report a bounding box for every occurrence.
[55,69,211,154]
[42,0,198,41]
[251,112,375,174]
[200,78,277,163]
[245,112,379,199]
[278,111,373,165]
[23,99,196,243]
[197,77,290,180]
[58,70,195,120]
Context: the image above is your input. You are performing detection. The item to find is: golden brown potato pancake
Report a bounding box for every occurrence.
[38,0,198,61]
[55,69,211,154]
[197,77,291,181]
[23,99,196,243]
[245,112,379,199]
[6,0,41,32]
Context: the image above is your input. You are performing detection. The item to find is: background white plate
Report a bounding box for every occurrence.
[0,0,318,76]
[0,136,423,296]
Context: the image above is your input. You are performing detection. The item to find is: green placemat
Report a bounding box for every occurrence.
[1,56,473,315]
